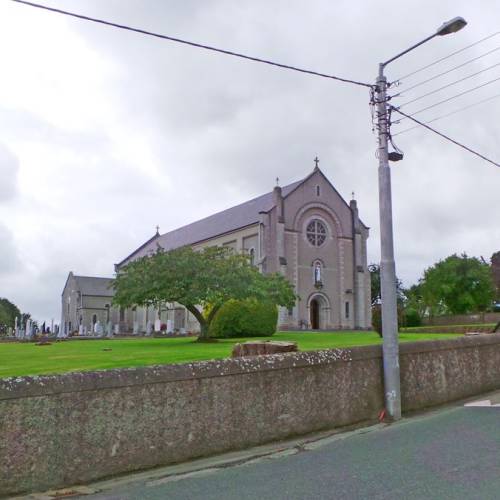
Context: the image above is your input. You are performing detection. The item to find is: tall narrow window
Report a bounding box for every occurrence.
[345,302,350,319]
[316,185,320,196]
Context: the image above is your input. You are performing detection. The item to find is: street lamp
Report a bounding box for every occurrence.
[376,17,467,420]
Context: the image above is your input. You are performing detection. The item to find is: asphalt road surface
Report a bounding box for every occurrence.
[78,401,500,500]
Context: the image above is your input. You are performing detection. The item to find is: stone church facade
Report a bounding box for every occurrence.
[61,166,371,334]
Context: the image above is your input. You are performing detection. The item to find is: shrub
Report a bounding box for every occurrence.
[372,305,382,337]
[209,299,278,338]
[404,308,422,327]
[371,304,406,337]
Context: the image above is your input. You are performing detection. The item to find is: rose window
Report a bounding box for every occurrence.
[306,220,327,246]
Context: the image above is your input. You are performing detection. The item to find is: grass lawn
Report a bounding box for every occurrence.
[0,331,462,378]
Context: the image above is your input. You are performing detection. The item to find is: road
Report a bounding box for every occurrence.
[77,397,500,500]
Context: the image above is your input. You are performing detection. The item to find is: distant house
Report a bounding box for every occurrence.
[60,273,128,335]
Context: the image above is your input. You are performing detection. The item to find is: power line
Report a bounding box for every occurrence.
[393,92,500,136]
[394,45,500,93]
[391,106,500,168]
[397,74,500,119]
[396,61,500,107]
[395,31,500,82]
[9,0,373,89]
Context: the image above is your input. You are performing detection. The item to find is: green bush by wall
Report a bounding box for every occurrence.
[404,308,422,327]
[209,299,278,338]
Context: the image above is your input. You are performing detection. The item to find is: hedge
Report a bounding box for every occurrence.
[209,299,278,338]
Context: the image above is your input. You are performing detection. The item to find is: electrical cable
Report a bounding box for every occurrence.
[397,74,500,119]
[9,0,373,89]
[395,31,500,82]
[391,106,500,168]
[394,45,500,92]
[393,92,500,136]
[396,61,500,107]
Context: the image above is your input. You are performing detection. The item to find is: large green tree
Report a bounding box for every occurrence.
[420,253,495,315]
[0,298,21,332]
[113,246,296,340]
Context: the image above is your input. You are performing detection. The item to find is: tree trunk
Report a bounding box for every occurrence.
[184,304,209,339]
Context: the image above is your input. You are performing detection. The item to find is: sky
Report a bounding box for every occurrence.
[0,0,499,323]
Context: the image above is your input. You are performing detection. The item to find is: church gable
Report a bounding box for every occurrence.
[282,167,354,237]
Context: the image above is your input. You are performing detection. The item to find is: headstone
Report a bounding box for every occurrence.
[114,324,120,335]
[180,328,186,336]
[106,321,113,338]
[79,325,84,336]
[14,317,18,338]
[94,321,103,336]
[25,319,33,340]
[166,320,173,333]
[154,319,161,332]
[133,321,139,335]
[146,321,153,336]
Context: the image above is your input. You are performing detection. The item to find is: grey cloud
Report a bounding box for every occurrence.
[0,144,19,202]
[0,224,21,275]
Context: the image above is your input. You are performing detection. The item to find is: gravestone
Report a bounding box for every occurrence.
[94,321,104,336]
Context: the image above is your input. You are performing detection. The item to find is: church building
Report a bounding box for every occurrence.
[61,165,371,334]
[115,164,371,331]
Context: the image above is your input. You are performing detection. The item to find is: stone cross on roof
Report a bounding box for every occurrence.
[314,156,319,168]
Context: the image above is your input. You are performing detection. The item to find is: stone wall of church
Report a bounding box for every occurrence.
[61,274,79,335]
[271,169,370,330]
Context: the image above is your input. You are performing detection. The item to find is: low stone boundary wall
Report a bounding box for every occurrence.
[403,325,494,334]
[423,312,500,326]
[1,335,500,495]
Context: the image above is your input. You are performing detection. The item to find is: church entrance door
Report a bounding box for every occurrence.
[310,299,320,329]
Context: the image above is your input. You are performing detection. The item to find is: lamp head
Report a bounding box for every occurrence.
[436,17,467,36]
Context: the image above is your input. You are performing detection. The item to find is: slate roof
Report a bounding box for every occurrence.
[156,180,302,250]
[74,275,115,296]
[116,179,302,267]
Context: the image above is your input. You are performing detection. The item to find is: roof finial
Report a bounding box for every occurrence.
[351,191,355,200]
[314,156,320,170]
[276,176,280,187]
[155,225,160,236]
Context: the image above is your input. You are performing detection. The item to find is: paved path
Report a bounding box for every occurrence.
[78,400,500,500]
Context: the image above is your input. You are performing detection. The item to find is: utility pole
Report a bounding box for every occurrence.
[376,64,401,420]
[376,16,467,421]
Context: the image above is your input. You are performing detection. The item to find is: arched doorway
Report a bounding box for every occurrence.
[310,299,320,329]
[309,294,330,330]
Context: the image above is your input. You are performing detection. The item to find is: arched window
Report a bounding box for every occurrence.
[306,219,327,246]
